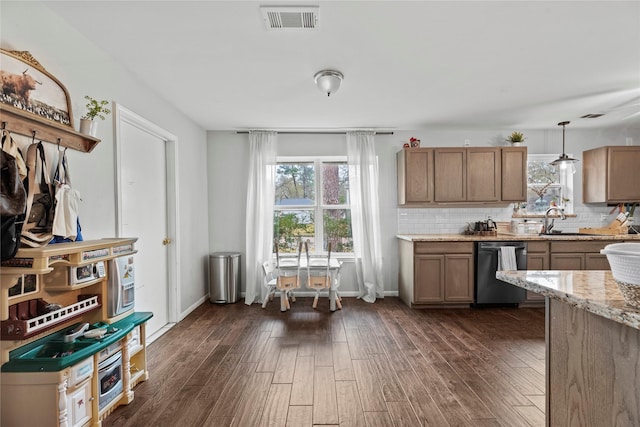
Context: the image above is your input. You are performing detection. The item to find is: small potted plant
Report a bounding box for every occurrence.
[79,96,111,137]
[506,131,526,146]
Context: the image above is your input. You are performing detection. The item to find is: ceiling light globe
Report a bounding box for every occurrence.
[314,70,343,96]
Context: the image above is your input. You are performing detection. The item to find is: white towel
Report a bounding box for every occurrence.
[498,246,518,271]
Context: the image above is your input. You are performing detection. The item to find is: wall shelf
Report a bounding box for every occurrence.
[0,105,100,153]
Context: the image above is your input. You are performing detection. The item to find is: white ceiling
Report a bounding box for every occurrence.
[44,0,640,131]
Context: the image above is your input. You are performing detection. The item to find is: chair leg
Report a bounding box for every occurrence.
[335,292,343,310]
[312,291,319,309]
[290,293,296,303]
[280,290,288,312]
[262,286,274,309]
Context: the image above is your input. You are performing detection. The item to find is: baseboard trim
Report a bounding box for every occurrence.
[180,295,208,321]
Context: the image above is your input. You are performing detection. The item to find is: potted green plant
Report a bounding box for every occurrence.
[506,131,526,146]
[79,96,111,137]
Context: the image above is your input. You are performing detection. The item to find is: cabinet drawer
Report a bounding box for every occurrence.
[415,242,473,254]
[528,241,549,253]
[550,241,617,253]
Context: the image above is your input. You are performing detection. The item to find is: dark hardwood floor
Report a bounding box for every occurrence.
[105,297,545,427]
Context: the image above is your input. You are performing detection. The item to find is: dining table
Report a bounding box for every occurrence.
[276,257,343,311]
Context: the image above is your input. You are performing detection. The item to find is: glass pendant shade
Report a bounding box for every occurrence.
[550,121,578,166]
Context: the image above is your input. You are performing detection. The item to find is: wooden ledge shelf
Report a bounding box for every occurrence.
[0,105,100,153]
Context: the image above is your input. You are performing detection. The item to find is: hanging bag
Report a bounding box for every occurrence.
[21,142,55,247]
[1,130,27,216]
[51,148,83,243]
[1,130,27,260]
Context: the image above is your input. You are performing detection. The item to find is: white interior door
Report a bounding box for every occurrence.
[115,104,179,341]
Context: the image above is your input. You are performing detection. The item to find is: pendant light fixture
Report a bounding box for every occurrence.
[314,70,343,96]
[550,121,578,166]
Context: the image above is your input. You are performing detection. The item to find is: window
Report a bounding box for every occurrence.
[523,154,574,214]
[274,158,353,255]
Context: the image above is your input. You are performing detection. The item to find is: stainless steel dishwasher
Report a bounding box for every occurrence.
[474,241,527,307]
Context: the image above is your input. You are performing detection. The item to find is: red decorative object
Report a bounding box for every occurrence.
[409,137,420,148]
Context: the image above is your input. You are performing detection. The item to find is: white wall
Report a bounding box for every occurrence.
[207,127,640,295]
[6,2,637,304]
[1,2,210,316]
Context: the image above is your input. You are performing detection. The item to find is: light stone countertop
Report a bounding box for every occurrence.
[496,270,640,330]
[396,233,640,242]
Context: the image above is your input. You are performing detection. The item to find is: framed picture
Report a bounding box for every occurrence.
[0,49,73,127]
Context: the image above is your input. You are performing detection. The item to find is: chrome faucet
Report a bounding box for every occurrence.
[543,207,566,234]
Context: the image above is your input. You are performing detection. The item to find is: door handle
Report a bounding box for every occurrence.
[162,238,171,245]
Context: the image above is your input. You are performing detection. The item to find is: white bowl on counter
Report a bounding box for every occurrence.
[601,243,640,285]
[601,243,640,308]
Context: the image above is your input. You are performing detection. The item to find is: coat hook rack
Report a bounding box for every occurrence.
[0,106,100,152]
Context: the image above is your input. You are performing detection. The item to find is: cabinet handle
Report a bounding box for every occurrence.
[162,238,171,245]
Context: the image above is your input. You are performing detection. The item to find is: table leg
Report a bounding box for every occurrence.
[329,290,336,312]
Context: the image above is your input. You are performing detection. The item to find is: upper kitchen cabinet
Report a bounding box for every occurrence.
[397,148,434,204]
[501,147,528,201]
[583,146,640,203]
[398,146,525,206]
[466,147,501,202]
[434,148,467,202]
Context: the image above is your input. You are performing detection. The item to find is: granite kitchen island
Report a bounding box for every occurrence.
[497,270,640,426]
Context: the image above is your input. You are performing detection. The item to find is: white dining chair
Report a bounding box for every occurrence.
[304,241,340,310]
[272,240,303,311]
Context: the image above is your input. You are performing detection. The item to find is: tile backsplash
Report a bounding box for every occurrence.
[397,204,618,234]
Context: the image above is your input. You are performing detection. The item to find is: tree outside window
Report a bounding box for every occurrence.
[274,159,353,254]
[524,155,574,214]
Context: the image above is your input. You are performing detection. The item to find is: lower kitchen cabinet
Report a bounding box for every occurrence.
[399,240,473,307]
[525,241,549,302]
[2,356,95,427]
[549,241,618,271]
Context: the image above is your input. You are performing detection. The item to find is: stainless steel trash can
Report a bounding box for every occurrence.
[209,252,241,303]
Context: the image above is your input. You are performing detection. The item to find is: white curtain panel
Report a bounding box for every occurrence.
[244,131,277,305]
[347,131,384,302]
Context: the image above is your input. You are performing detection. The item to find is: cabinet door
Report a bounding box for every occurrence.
[414,255,444,303]
[434,149,466,202]
[526,253,548,301]
[443,254,474,302]
[400,149,433,203]
[585,253,611,270]
[607,147,640,202]
[550,253,585,270]
[467,148,500,201]
[501,147,527,201]
[527,252,549,270]
[67,379,93,427]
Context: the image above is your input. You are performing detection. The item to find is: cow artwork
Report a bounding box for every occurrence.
[0,69,42,105]
[1,49,72,126]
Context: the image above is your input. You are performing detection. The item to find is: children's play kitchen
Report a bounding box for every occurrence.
[0,50,152,426]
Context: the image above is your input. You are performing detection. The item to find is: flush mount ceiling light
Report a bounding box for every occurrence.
[314,70,344,96]
[550,121,579,166]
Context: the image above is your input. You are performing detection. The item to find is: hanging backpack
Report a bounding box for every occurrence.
[21,142,55,247]
[1,131,27,261]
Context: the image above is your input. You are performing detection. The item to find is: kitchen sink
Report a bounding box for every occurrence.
[17,340,95,359]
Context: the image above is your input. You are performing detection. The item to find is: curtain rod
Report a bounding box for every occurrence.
[235,131,394,135]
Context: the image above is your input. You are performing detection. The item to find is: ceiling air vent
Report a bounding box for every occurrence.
[260,6,319,30]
